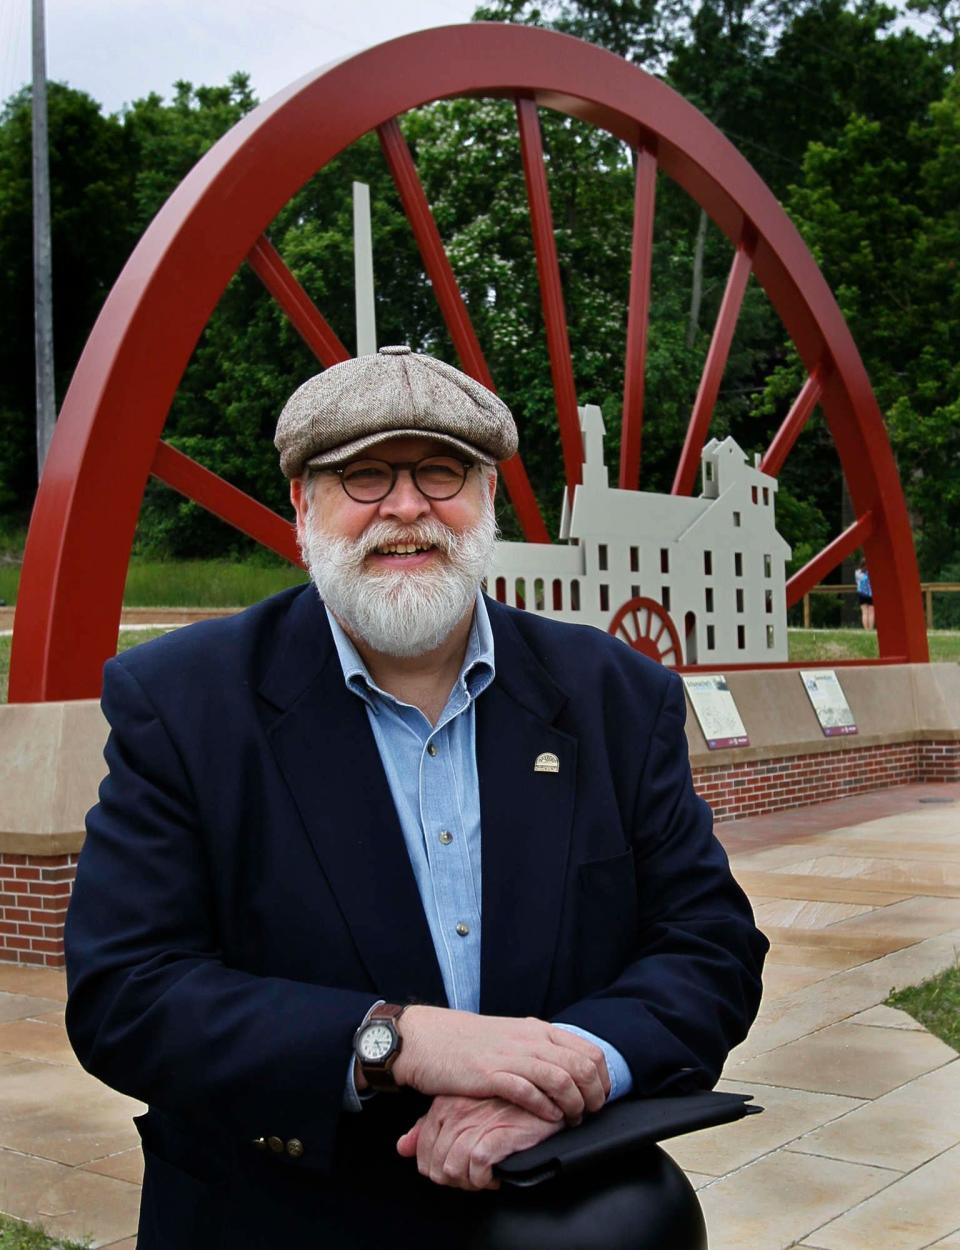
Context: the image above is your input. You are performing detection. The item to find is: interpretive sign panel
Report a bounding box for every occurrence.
[800,669,857,737]
[682,674,749,749]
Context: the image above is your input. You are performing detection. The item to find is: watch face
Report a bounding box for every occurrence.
[359,1022,395,1062]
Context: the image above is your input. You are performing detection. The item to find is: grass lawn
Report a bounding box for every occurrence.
[887,962,960,1053]
[0,559,307,609]
[786,627,960,662]
[0,1212,88,1249]
[0,631,172,703]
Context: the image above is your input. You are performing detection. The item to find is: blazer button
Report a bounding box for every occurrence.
[286,1138,304,1158]
[267,1136,284,1153]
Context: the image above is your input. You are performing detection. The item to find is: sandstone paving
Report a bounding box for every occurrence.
[2,780,959,1248]
[81,1147,144,1186]
[727,931,960,1064]
[0,992,61,1025]
[790,1057,960,1171]
[681,1170,716,1190]
[738,870,914,905]
[0,1059,143,1167]
[802,1143,960,1250]
[0,1015,77,1065]
[752,898,880,929]
[0,965,69,1002]
[694,1148,900,1250]
[0,1147,140,1248]
[825,895,960,940]
[758,927,918,955]
[848,1004,926,1030]
[778,854,960,888]
[665,1080,862,1176]
[816,838,960,863]
[757,964,836,1000]
[763,941,889,971]
[730,1019,957,1098]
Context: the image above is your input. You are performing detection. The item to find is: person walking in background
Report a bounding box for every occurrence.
[855,559,875,630]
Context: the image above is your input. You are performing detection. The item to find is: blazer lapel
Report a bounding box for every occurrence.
[477,602,577,1019]
[258,590,447,1007]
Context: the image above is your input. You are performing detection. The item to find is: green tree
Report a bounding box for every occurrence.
[0,84,134,516]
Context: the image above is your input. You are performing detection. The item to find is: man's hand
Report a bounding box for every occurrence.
[397,1095,564,1191]
[390,1007,610,1122]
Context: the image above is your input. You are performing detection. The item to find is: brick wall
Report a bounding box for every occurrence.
[0,853,79,967]
[694,738,960,823]
[1,739,959,967]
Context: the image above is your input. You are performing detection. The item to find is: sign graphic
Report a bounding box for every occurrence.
[800,669,857,737]
[682,674,750,749]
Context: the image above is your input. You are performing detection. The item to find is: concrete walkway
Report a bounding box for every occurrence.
[1,781,958,1248]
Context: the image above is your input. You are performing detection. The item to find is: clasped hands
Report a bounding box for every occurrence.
[381,1006,610,1192]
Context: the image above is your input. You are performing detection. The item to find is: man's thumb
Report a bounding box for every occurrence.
[396,1120,422,1157]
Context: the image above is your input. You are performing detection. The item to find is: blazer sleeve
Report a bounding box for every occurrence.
[64,658,379,1174]
[552,674,768,1095]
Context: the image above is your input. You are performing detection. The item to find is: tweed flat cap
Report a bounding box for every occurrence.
[275,345,518,479]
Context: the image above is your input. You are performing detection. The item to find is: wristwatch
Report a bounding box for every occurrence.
[353,1003,407,1091]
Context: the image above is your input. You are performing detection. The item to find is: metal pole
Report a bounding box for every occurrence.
[352,181,377,356]
[32,0,56,475]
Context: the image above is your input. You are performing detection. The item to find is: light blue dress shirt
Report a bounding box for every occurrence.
[328,594,633,1108]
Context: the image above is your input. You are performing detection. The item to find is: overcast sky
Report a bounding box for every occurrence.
[0,0,480,114]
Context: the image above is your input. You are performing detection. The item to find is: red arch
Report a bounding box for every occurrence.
[10,23,927,700]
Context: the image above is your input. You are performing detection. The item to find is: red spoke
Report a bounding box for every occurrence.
[377,119,549,544]
[151,441,302,566]
[247,235,349,367]
[760,367,826,478]
[620,145,657,490]
[672,229,756,496]
[786,511,875,606]
[516,97,583,493]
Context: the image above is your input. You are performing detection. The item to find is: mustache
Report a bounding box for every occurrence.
[354,518,460,558]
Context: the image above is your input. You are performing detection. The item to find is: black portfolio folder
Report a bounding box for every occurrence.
[493,1091,762,1187]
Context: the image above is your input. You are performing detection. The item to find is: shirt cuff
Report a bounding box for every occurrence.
[343,1000,385,1112]
[552,1022,634,1103]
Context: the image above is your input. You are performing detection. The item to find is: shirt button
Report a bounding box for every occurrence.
[455,922,470,937]
[439,831,453,845]
[427,743,438,757]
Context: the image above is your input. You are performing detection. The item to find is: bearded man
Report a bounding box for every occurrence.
[65,346,767,1249]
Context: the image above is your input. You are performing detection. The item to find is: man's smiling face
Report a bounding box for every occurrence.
[292,436,491,563]
[291,435,498,657]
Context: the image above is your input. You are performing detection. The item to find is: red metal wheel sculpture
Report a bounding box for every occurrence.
[608,598,683,667]
[10,23,928,701]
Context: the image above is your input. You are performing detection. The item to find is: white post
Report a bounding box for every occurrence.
[352,181,377,356]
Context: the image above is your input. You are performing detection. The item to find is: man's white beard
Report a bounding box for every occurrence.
[298,500,498,657]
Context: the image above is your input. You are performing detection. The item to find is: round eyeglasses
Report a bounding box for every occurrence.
[323,455,475,503]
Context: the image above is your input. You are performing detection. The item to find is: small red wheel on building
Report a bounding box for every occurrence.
[608,597,683,666]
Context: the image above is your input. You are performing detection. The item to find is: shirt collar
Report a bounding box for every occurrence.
[326,591,495,714]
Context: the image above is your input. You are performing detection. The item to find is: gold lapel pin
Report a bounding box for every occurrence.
[534,752,560,774]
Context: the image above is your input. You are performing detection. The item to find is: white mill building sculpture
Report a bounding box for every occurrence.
[486,406,791,666]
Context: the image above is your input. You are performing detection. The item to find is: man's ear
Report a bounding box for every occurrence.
[486,467,498,505]
[290,477,307,527]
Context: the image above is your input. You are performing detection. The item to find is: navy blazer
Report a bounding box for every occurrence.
[65,587,766,1246]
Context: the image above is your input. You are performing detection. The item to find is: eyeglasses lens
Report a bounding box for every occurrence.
[340,457,468,502]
